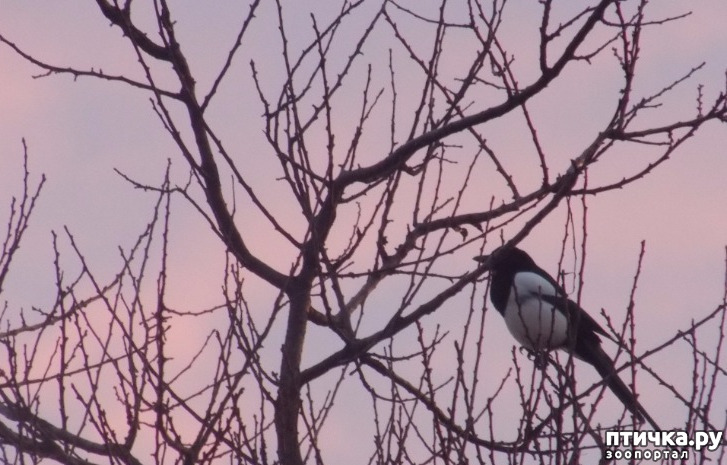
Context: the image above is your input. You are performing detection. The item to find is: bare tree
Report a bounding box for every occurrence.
[1,1,726,464]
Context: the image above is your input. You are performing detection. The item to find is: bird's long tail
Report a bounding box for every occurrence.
[580,342,660,430]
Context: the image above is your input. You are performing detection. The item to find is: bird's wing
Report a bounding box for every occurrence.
[531,262,613,342]
[511,271,559,300]
[539,293,610,341]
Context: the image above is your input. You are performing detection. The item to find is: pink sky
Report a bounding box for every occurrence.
[1,1,726,463]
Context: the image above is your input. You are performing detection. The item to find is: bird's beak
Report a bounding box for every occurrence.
[473,255,489,264]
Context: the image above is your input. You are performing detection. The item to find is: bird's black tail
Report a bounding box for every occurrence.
[578,342,660,430]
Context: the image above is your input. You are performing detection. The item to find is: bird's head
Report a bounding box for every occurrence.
[473,246,537,272]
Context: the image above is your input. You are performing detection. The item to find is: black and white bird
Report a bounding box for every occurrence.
[476,246,658,428]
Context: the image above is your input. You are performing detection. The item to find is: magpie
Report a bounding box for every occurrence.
[476,246,658,428]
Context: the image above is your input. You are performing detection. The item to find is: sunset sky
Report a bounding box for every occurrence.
[1,1,726,462]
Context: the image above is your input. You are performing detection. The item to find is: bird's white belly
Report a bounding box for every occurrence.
[504,289,569,350]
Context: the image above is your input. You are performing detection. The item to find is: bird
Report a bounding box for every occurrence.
[475,246,659,428]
